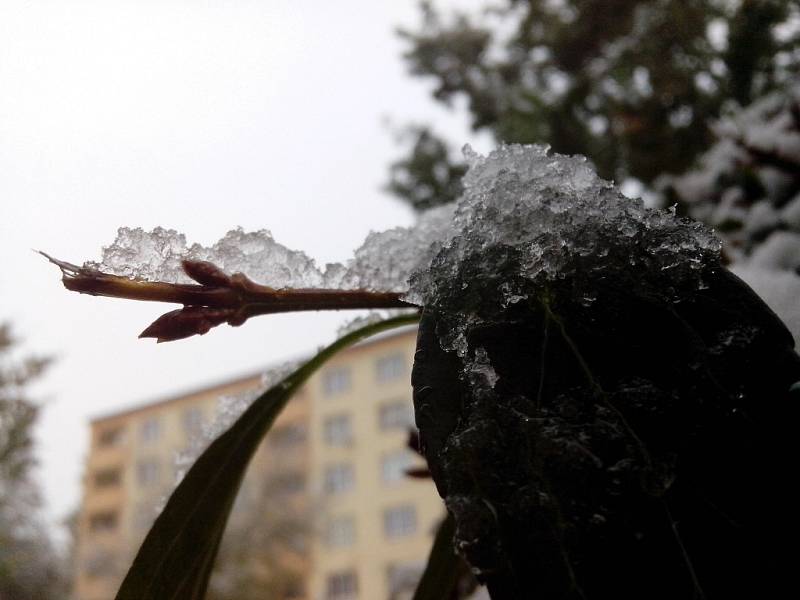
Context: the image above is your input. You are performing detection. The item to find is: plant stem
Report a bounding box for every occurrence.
[41,253,416,341]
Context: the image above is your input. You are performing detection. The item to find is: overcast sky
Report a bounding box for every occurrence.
[0,0,492,539]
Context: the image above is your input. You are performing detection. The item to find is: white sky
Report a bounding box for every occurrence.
[0,0,491,540]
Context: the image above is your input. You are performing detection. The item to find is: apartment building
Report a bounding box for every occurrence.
[73,326,443,600]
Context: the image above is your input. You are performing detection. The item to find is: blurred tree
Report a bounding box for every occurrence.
[208,470,309,600]
[388,126,468,212]
[660,82,800,343]
[389,0,799,210]
[661,83,800,267]
[0,323,67,600]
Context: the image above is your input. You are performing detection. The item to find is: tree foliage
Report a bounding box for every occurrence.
[387,126,468,212]
[0,324,66,600]
[208,471,309,600]
[661,82,800,269]
[389,0,800,210]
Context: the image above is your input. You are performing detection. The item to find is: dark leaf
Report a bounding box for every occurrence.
[412,513,461,600]
[412,268,800,599]
[115,313,419,600]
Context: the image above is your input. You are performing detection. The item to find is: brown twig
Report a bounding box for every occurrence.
[41,252,415,342]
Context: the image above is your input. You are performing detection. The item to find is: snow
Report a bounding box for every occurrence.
[733,232,800,345]
[88,226,326,288]
[86,140,799,358]
[407,144,722,355]
[733,265,800,348]
[748,231,800,272]
[330,203,456,291]
[87,143,730,362]
[781,192,800,228]
[467,346,499,389]
[87,205,455,292]
[731,92,800,165]
[660,83,800,344]
[662,84,800,258]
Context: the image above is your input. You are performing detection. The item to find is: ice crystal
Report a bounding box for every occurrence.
[88,145,720,335]
[330,204,455,291]
[466,347,499,389]
[87,206,455,292]
[88,226,191,282]
[407,144,722,354]
[88,227,325,288]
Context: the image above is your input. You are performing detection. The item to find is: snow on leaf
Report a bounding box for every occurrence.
[407,144,722,355]
[86,145,721,335]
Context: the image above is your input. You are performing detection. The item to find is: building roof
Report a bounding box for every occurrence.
[90,323,418,424]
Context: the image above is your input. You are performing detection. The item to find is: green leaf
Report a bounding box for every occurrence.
[115,313,420,600]
[412,512,461,600]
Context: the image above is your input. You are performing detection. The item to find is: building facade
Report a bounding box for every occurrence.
[73,326,442,600]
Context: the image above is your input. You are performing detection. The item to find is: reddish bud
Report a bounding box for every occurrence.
[181,260,231,287]
[140,306,236,342]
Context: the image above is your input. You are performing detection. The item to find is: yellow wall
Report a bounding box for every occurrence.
[308,328,441,600]
[73,326,443,600]
[74,373,268,600]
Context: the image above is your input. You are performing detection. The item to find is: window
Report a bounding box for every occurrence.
[376,353,406,382]
[379,400,414,431]
[93,468,121,488]
[387,561,425,598]
[84,550,119,578]
[270,423,307,448]
[326,515,356,548]
[325,570,357,600]
[323,414,353,446]
[182,407,204,436]
[137,459,160,486]
[140,417,161,443]
[324,463,354,495]
[322,367,351,396]
[89,511,118,532]
[383,505,417,539]
[274,472,306,494]
[381,450,414,484]
[97,427,124,447]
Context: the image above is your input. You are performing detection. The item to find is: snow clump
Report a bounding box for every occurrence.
[407,144,722,354]
[88,146,720,311]
[87,206,455,293]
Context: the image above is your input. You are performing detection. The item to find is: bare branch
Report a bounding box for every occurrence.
[41,253,415,342]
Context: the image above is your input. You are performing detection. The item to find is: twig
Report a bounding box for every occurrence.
[41,252,415,342]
